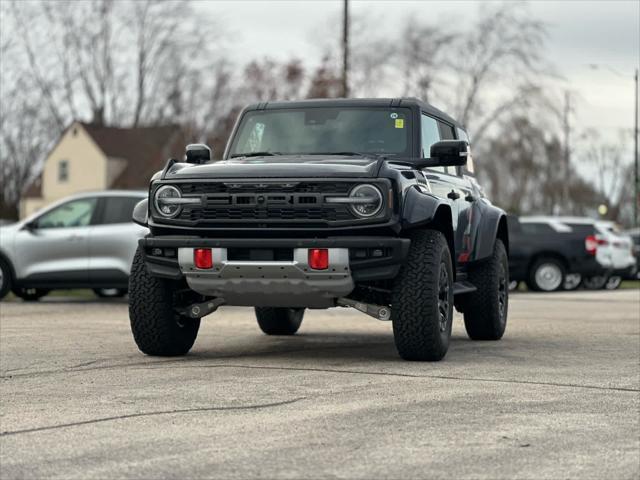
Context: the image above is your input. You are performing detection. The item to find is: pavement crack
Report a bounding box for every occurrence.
[0,397,306,438]
[144,363,640,393]
[0,343,390,380]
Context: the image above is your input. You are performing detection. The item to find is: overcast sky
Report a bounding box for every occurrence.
[198,0,639,143]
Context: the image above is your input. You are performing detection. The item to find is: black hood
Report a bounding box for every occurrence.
[164,155,381,179]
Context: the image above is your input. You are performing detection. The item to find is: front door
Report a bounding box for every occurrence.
[13,197,98,284]
[420,112,460,239]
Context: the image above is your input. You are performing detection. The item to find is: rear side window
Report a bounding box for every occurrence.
[100,197,142,225]
[520,223,556,235]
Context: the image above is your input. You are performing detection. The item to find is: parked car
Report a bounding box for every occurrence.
[560,218,636,289]
[621,227,640,280]
[128,97,510,362]
[0,191,147,301]
[507,215,607,292]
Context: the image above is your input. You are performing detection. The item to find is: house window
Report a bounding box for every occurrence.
[58,160,69,182]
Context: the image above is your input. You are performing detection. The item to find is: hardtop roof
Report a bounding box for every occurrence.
[244,98,463,129]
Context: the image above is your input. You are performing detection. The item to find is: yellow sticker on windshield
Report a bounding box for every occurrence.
[395,118,404,129]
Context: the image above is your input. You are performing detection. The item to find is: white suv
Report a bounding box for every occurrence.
[0,191,147,301]
[559,217,635,289]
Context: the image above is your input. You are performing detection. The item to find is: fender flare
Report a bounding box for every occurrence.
[472,203,508,261]
[132,199,149,227]
[401,186,452,228]
[401,186,455,263]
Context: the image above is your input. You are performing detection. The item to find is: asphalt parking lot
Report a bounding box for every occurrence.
[1,289,639,479]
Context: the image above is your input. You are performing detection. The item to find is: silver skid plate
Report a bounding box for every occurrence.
[178,247,354,308]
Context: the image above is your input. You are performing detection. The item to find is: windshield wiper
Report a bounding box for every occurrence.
[230,151,281,158]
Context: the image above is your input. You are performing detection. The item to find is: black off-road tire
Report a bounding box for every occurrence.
[391,229,453,361]
[526,257,566,292]
[463,239,509,340]
[12,287,50,302]
[255,307,304,335]
[129,247,200,356]
[0,258,12,300]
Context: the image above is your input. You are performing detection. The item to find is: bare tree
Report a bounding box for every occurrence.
[307,55,343,99]
[450,2,548,135]
[239,58,306,102]
[399,19,456,102]
[478,114,603,216]
[0,0,228,218]
[7,0,225,127]
[0,79,56,218]
[347,13,396,97]
[580,129,633,223]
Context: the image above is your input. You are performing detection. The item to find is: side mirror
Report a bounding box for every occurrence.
[132,199,148,227]
[185,144,211,164]
[429,140,470,167]
[23,220,38,231]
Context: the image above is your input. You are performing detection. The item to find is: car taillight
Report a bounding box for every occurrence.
[194,248,213,269]
[586,235,609,255]
[585,235,598,255]
[308,248,329,270]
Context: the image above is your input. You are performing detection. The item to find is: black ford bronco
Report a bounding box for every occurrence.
[129,98,509,361]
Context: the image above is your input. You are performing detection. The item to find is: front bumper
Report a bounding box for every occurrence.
[140,236,410,307]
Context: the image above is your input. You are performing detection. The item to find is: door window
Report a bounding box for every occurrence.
[456,128,475,175]
[438,122,457,176]
[100,197,143,225]
[36,198,97,229]
[421,114,446,173]
[438,122,455,140]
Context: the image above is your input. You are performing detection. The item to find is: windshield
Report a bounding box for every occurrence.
[228,107,413,157]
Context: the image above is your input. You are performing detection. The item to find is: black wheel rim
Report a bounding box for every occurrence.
[498,262,507,322]
[438,262,450,332]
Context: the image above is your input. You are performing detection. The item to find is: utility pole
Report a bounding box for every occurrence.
[634,68,638,227]
[563,90,571,213]
[589,64,638,227]
[341,0,349,98]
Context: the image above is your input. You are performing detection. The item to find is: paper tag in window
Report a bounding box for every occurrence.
[395,118,404,129]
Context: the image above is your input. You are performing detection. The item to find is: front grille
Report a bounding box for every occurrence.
[187,206,352,222]
[155,180,389,228]
[180,181,353,195]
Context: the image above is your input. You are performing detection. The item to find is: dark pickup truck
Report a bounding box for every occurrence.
[507,215,607,291]
[129,98,510,362]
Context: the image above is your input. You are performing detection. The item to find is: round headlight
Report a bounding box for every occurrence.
[154,185,182,218]
[349,184,383,218]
